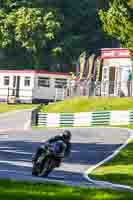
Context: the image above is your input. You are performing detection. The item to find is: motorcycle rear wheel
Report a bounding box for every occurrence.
[32,162,39,176]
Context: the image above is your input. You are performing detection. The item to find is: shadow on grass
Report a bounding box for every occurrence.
[0,180,133,200]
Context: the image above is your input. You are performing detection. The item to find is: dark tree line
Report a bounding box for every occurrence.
[0,0,116,71]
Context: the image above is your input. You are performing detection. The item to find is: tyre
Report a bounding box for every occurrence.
[38,157,54,177]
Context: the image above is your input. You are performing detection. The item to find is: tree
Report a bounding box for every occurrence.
[0,0,114,70]
[47,0,113,65]
[15,8,61,65]
[0,6,62,66]
[99,0,133,51]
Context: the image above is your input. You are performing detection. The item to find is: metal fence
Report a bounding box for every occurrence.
[63,80,133,98]
[0,81,133,104]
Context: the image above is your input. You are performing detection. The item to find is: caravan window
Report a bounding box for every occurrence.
[55,78,67,88]
[103,68,107,80]
[4,76,10,86]
[24,76,31,86]
[38,77,50,87]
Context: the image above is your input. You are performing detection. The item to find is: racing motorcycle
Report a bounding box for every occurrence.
[32,140,67,177]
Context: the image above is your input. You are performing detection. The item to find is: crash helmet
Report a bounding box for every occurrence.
[62,130,72,142]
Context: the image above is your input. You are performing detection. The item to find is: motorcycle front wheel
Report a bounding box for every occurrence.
[38,157,55,177]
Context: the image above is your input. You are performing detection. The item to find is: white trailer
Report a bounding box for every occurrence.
[101,48,133,97]
[0,70,71,103]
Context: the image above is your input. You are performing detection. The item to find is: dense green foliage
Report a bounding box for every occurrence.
[99,0,133,51]
[0,0,113,70]
[0,1,62,68]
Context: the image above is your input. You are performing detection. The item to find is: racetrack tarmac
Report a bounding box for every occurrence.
[0,127,130,187]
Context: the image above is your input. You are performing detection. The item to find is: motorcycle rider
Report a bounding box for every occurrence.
[32,130,72,167]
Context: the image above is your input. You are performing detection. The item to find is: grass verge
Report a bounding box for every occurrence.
[32,124,133,130]
[110,124,133,129]
[39,97,133,113]
[0,104,39,113]
[90,139,133,188]
[0,179,133,200]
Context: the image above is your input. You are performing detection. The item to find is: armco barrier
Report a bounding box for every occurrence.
[91,111,111,126]
[34,110,133,128]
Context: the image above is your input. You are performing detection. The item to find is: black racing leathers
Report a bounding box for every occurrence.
[46,135,71,157]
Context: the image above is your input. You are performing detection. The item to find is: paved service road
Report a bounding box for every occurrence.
[0,110,31,130]
[0,111,130,187]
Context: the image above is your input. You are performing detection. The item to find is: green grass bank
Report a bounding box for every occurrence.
[0,104,39,113]
[39,97,133,113]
